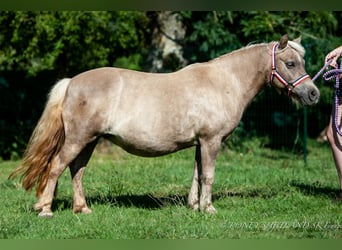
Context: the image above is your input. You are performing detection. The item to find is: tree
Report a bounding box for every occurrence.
[147,11,187,73]
[0,11,152,159]
[0,11,151,77]
[179,11,341,150]
[1,11,342,159]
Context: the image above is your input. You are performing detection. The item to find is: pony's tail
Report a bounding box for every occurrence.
[9,78,71,197]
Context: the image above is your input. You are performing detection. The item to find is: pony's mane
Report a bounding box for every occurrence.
[245,40,306,57]
[287,40,305,57]
[209,43,267,62]
[208,40,305,63]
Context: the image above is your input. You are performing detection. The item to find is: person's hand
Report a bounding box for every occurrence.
[325,46,342,68]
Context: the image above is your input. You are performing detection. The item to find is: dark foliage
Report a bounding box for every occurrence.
[1,11,341,159]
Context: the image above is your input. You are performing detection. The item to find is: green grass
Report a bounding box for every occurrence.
[0,138,341,239]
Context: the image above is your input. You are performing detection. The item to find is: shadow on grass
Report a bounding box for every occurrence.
[51,188,280,211]
[50,183,342,212]
[290,181,342,202]
[52,194,188,211]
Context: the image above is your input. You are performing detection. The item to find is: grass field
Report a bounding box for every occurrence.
[0,138,341,239]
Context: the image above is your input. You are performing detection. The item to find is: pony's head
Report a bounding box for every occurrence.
[270,34,320,106]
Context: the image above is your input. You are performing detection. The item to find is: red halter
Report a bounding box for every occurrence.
[270,43,311,95]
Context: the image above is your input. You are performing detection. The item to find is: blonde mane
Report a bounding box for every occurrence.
[209,43,267,62]
[209,39,305,64]
[288,40,305,57]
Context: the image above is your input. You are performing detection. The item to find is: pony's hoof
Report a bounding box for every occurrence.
[74,206,92,214]
[201,204,217,214]
[206,206,217,214]
[36,205,53,218]
[33,203,43,212]
[80,207,92,214]
[188,202,199,211]
[82,207,92,214]
[38,211,54,218]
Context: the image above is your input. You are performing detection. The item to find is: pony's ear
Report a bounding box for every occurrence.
[278,34,288,50]
[293,36,301,44]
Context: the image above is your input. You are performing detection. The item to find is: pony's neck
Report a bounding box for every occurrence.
[232,42,270,84]
[217,43,272,104]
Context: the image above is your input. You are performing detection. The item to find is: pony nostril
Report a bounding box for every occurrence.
[309,89,319,102]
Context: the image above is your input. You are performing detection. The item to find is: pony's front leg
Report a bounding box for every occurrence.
[188,145,201,210]
[198,138,221,214]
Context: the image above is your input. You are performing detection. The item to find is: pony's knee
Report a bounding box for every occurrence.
[201,176,214,185]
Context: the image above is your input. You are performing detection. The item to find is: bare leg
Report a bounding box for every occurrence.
[188,145,201,210]
[326,113,342,200]
[69,140,98,214]
[198,138,221,213]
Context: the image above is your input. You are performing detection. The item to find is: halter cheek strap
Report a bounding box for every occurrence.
[270,43,310,95]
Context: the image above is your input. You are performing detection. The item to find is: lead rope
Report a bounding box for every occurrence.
[313,59,342,136]
[323,60,342,136]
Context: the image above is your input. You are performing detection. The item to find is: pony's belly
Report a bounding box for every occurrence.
[103,134,196,157]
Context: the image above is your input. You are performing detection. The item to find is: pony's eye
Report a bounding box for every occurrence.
[285,62,295,68]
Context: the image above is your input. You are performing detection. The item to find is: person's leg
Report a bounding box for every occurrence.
[326,113,342,200]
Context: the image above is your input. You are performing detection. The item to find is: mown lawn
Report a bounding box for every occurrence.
[0,138,341,239]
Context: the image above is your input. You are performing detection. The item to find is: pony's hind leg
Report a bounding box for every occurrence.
[34,154,70,217]
[69,139,98,214]
[34,141,91,217]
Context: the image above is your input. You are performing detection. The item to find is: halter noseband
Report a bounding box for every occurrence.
[270,43,310,95]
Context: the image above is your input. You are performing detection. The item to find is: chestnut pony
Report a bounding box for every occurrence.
[10,35,319,217]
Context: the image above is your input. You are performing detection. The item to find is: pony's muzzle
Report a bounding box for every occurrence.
[292,82,320,106]
[300,86,320,106]
[309,88,320,104]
